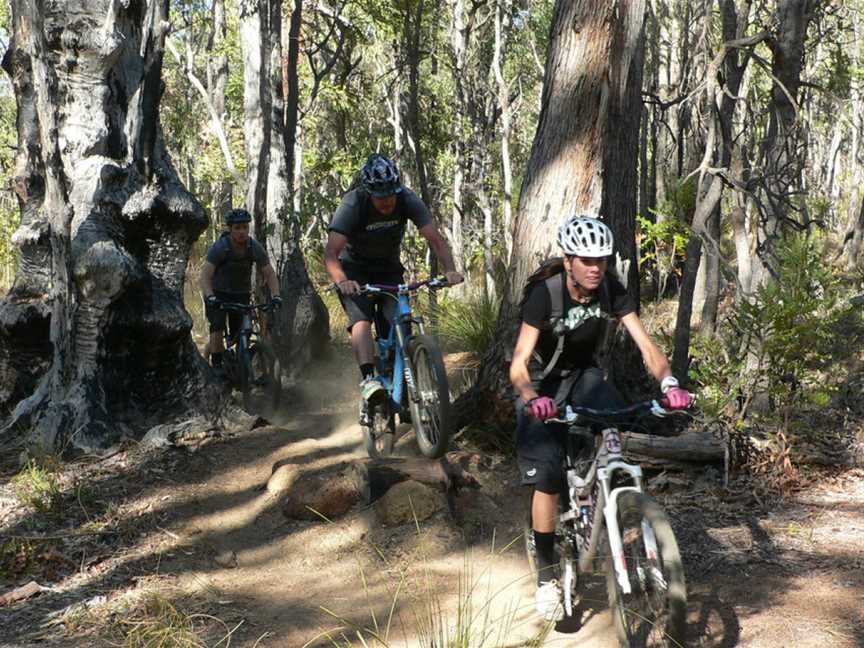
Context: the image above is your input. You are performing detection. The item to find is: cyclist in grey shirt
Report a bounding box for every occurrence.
[325,154,463,423]
[200,208,281,371]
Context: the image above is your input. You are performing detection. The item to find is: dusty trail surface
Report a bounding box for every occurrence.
[1,352,863,647]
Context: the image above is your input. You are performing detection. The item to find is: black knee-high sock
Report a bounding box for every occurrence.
[533,530,556,586]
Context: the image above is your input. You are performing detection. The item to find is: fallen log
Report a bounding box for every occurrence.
[621,429,725,464]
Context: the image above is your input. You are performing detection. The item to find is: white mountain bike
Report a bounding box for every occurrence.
[524,400,690,648]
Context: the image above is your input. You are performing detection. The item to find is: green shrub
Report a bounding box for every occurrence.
[732,234,847,411]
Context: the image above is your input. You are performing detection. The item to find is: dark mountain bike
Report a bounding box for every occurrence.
[219,301,282,414]
[524,400,692,648]
[358,277,452,459]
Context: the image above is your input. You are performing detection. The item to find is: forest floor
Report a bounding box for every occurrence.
[1,348,864,648]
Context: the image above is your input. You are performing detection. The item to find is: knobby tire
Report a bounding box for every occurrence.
[406,334,451,458]
[606,491,687,648]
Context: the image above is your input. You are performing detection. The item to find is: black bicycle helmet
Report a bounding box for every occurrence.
[361,154,402,197]
[225,208,252,225]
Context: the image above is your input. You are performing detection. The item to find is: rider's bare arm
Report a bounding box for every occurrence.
[510,322,542,403]
[324,231,361,295]
[260,263,280,297]
[324,231,349,284]
[620,312,673,382]
[200,261,216,298]
[417,223,464,284]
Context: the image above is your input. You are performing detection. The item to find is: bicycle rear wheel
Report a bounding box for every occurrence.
[606,491,686,648]
[406,334,451,458]
[362,402,395,458]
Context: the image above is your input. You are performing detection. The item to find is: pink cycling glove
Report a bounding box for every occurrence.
[664,387,691,410]
[528,396,557,421]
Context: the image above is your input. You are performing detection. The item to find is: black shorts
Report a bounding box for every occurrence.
[337,263,404,333]
[205,290,250,335]
[515,367,624,493]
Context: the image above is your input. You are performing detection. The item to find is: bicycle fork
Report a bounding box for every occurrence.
[581,430,662,596]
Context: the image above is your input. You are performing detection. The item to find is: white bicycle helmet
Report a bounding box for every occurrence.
[557,215,614,257]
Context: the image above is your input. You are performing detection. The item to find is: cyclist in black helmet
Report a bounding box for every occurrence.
[325,153,463,423]
[200,208,282,371]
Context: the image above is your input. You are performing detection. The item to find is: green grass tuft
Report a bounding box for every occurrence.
[11,458,62,514]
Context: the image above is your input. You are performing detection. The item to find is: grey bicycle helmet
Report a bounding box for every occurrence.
[558,214,614,257]
[225,208,252,225]
[361,154,402,197]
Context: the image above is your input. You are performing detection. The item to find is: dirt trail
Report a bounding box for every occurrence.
[1,352,863,647]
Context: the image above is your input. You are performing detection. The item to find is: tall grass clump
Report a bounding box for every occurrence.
[434,292,500,356]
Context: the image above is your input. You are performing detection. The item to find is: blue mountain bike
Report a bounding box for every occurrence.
[359,277,452,459]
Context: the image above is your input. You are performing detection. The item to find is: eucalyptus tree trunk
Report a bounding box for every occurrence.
[464,0,647,416]
[208,0,233,226]
[492,0,514,261]
[672,0,758,378]
[751,0,815,285]
[403,0,440,298]
[843,9,864,271]
[239,0,328,378]
[0,0,214,453]
[448,0,467,284]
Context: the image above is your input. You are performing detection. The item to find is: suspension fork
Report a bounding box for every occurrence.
[394,317,417,403]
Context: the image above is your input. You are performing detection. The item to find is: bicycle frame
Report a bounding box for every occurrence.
[550,402,668,614]
[220,302,271,363]
[363,283,429,413]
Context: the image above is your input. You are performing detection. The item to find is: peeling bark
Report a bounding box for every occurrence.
[0,0,214,453]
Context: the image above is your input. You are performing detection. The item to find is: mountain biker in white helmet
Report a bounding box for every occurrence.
[509,213,692,622]
[325,153,464,425]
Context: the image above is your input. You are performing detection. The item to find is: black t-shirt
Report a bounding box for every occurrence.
[328,188,433,272]
[521,272,635,376]
[206,233,270,296]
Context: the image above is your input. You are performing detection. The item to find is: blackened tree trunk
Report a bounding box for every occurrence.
[0,0,213,453]
[239,0,328,379]
[460,0,647,422]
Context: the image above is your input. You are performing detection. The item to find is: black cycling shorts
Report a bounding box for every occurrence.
[515,367,625,493]
[205,290,250,336]
[337,262,404,333]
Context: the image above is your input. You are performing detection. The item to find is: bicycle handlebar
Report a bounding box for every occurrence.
[218,301,276,313]
[359,276,450,294]
[541,399,693,424]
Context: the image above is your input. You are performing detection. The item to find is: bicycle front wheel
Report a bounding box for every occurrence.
[237,339,253,412]
[606,491,687,648]
[250,339,281,412]
[406,334,451,458]
[362,402,395,459]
